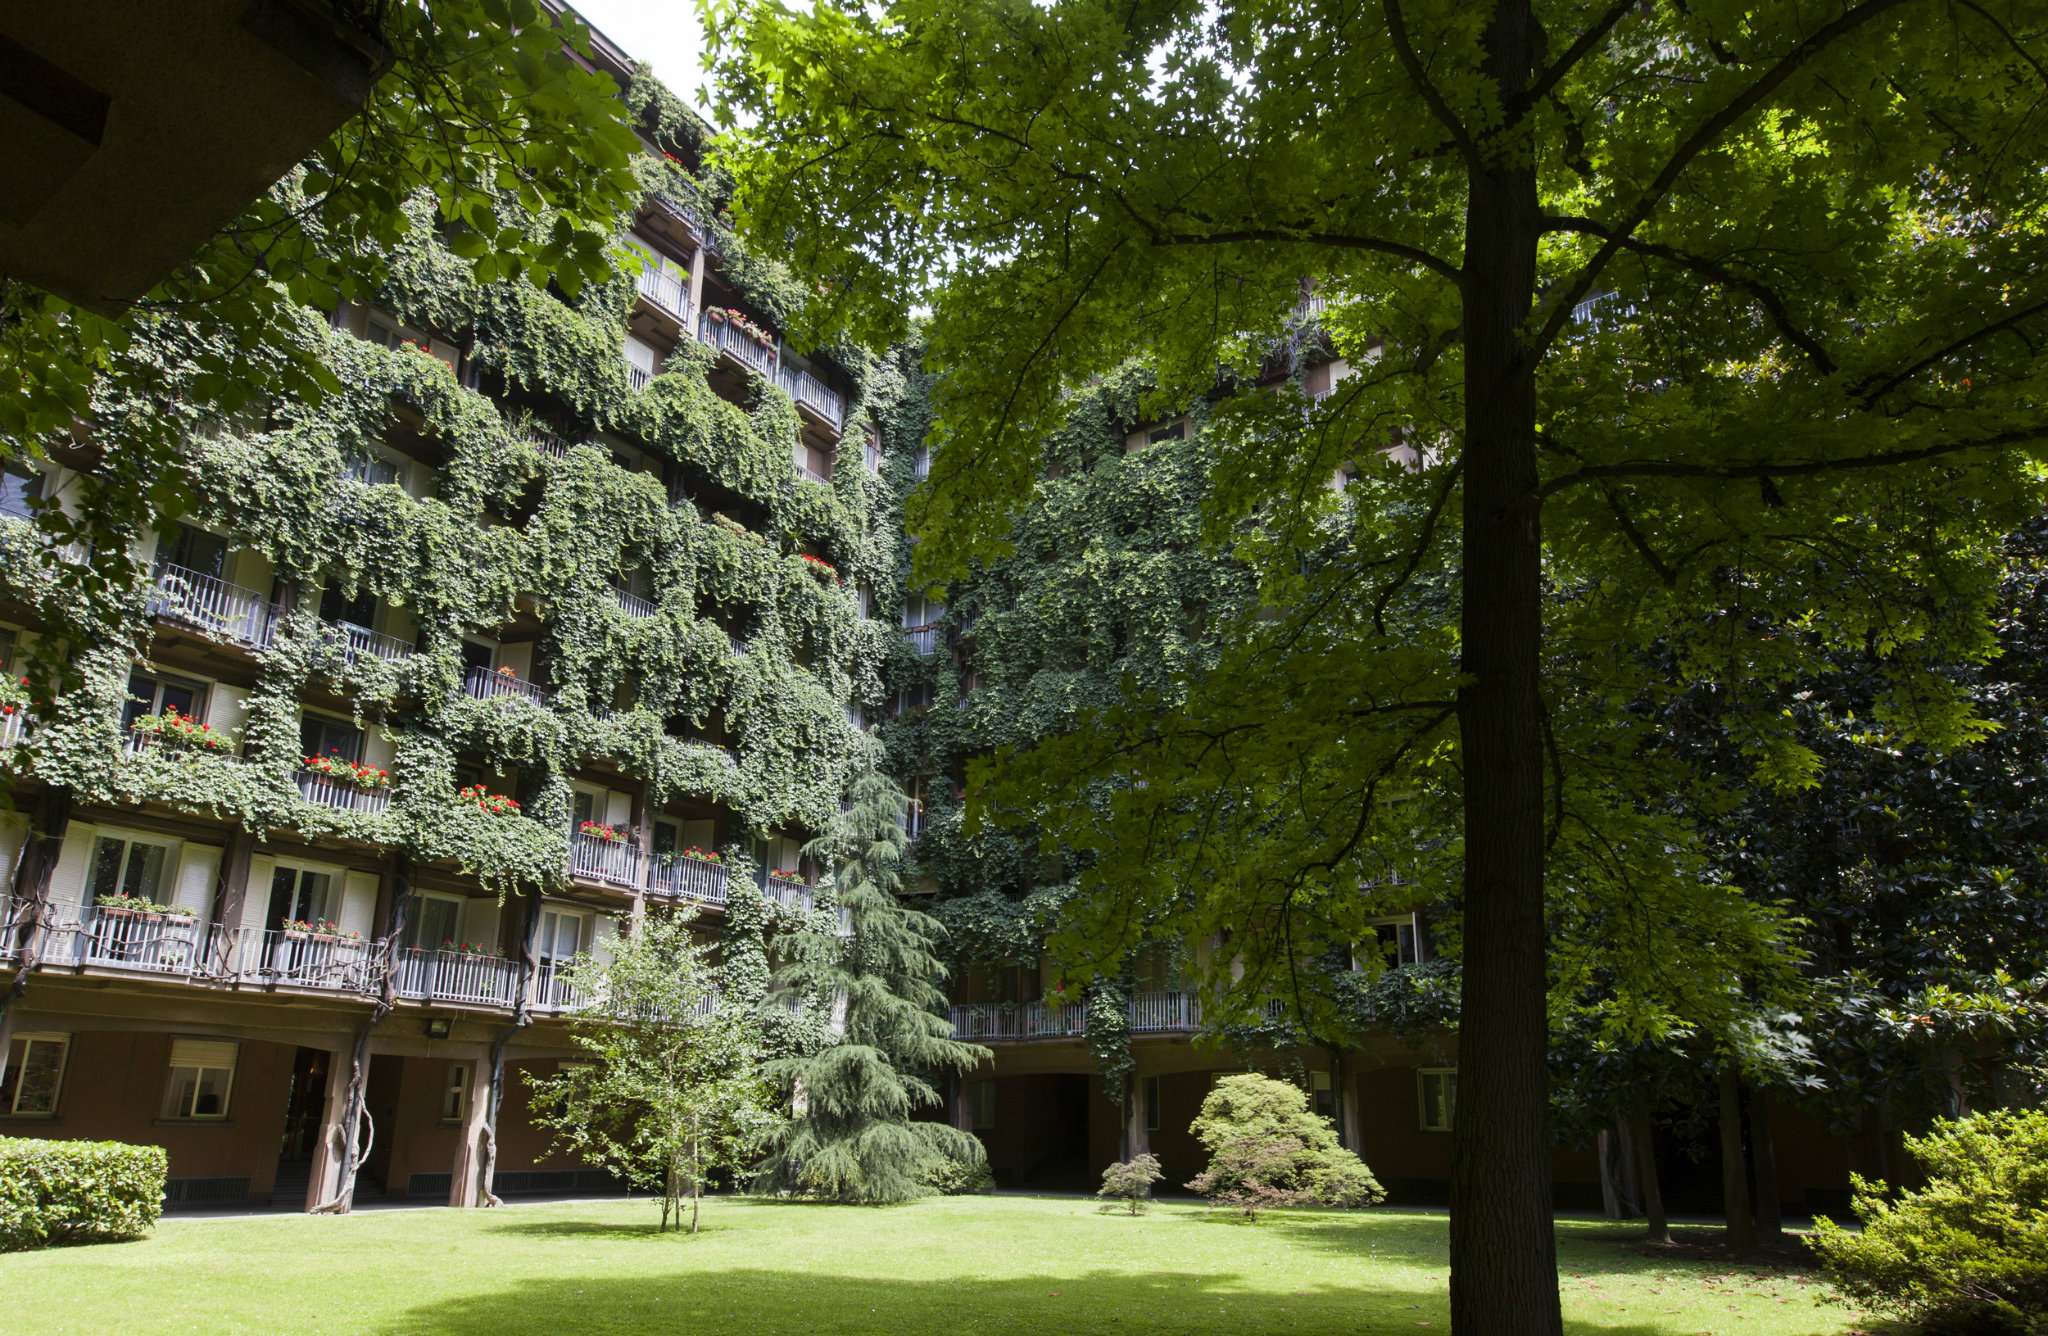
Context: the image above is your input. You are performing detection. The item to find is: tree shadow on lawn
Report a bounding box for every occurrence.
[376,1266,1735,1336]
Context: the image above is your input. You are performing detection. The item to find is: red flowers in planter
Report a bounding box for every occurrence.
[676,845,722,864]
[767,867,807,885]
[458,784,521,816]
[130,706,231,751]
[579,820,625,843]
[798,553,840,584]
[303,752,389,790]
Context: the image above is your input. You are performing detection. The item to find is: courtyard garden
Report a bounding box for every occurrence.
[0,1194,1854,1335]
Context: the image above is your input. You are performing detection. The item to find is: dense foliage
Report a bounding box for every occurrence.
[1184,1074,1384,1219]
[1813,1110,2048,1336]
[0,1137,166,1252]
[1098,1154,1164,1216]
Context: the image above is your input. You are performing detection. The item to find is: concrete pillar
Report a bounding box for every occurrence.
[448,1053,492,1208]
[304,1045,353,1212]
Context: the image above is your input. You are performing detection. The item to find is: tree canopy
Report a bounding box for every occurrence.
[704,1,2048,1328]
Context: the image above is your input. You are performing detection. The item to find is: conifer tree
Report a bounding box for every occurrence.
[754,769,991,1202]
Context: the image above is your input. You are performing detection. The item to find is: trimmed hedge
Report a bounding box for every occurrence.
[0,1137,166,1251]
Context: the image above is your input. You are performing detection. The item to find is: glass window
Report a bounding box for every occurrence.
[538,907,587,963]
[1363,915,1425,969]
[571,791,596,829]
[267,865,334,929]
[0,467,43,521]
[0,1034,68,1115]
[1418,1069,1457,1133]
[1311,1070,1335,1121]
[87,835,170,904]
[651,819,678,858]
[318,583,377,629]
[1147,419,1188,445]
[1144,1075,1162,1133]
[405,894,463,951]
[123,668,205,732]
[341,446,400,489]
[300,714,363,764]
[460,641,496,682]
[441,1063,469,1121]
[162,1041,236,1120]
[160,523,227,578]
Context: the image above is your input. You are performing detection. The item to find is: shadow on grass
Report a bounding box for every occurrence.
[377,1266,1713,1336]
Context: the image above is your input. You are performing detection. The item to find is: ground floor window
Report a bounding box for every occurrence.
[1417,1068,1457,1133]
[1,1033,68,1116]
[162,1038,238,1120]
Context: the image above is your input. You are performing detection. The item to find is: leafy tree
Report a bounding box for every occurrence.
[0,0,643,694]
[1184,1073,1384,1219]
[753,769,991,1202]
[1812,1109,2048,1335]
[1099,1153,1165,1215]
[705,1,2048,1326]
[527,909,777,1234]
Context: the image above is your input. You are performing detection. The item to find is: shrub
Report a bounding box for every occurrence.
[919,1137,995,1195]
[1185,1073,1384,1219]
[1812,1109,2048,1335]
[1099,1153,1164,1214]
[0,1137,166,1251]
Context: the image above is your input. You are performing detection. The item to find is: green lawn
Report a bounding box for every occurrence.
[0,1195,1856,1335]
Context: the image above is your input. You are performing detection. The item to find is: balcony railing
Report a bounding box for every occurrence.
[570,832,642,890]
[296,767,391,815]
[792,462,833,487]
[41,905,207,976]
[613,588,658,620]
[763,876,814,913]
[1570,290,1639,329]
[647,856,729,906]
[635,265,692,322]
[392,946,518,1008]
[699,311,777,377]
[238,927,377,992]
[148,562,275,648]
[532,958,587,1013]
[947,1001,1087,1041]
[327,620,413,665]
[502,412,574,460]
[777,364,845,432]
[626,363,652,391]
[464,668,551,708]
[1128,990,1202,1032]
[902,623,940,656]
[0,710,30,749]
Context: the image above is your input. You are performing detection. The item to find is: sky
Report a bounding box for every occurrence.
[572,0,713,103]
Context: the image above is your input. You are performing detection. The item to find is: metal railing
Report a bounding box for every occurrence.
[777,364,845,432]
[570,832,642,889]
[1128,990,1202,1032]
[237,927,377,992]
[763,877,813,913]
[647,856,729,906]
[613,588,658,620]
[392,946,518,1008]
[296,767,391,815]
[626,363,652,391]
[902,623,940,656]
[531,958,587,1013]
[464,668,551,708]
[947,1001,1087,1041]
[1569,290,1639,329]
[42,905,206,976]
[327,620,412,664]
[698,311,777,377]
[835,905,854,937]
[792,462,834,487]
[0,710,30,749]
[502,412,574,460]
[148,562,275,648]
[635,265,691,322]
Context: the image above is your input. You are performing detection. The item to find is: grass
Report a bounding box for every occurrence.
[0,1194,1858,1335]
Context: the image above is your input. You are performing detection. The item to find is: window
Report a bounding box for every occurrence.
[460,640,496,681]
[1143,1075,1161,1133]
[651,818,679,858]
[1357,914,1426,970]
[0,628,15,674]
[538,906,589,965]
[441,1063,470,1121]
[969,1079,995,1130]
[267,864,335,929]
[318,582,377,630]
[364,315,405,349]
[159,522,227,578]
[404,892,464,951]
[895,681,934,716]
[123,667,206,732]
[0,1033,68,1116]
[87,834,173,904]
[901,593,945,630]
[902,777,928,839]
[571,790,597,829]
[863,434,882,474]
[1312,1070,1335,1121]
[913,446,931,480]
[0,465,42,521]
[1147,419,1188,445]
[162,1038,237,1120]
[624,333,660,383]
[1418,1068,1457,1133]
[300,713,363,764]
[341,445,400,489]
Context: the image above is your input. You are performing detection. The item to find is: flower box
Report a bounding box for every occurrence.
[767,869,807,886]
[303,753,390,790]
[676,846,722,865]
[579,821,626,844]
[130,707,232,752]
[458,784,521,816]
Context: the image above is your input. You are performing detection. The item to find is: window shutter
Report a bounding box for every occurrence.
[169,1038,237,1069]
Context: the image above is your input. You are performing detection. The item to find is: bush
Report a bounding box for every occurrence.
[1812,1109,2048,1335]
[919,1137,995,1195]
[1185,1073,1384,1219]
[0,1137,166,1251]
[1099,1153,1164,1214]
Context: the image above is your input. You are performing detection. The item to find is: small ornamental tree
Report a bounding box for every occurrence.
[1812,1109,2048,1335]
[1099,1153,1164,1215]
[753,768,992,1202]
[527,909,777,1234]
[1186,1074,1384,1219]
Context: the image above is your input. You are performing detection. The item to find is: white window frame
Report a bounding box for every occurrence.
[86,829,179,905]
[1353,913,1426,970]
[162,1040,238,1121]
[406,890,466,951]
[538,904,592,963]
[270,859,340,928]
[1,1032,70,1117]
[1417,1067,1457,1134]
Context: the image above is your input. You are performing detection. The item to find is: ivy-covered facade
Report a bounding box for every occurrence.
[0,34,874,1209]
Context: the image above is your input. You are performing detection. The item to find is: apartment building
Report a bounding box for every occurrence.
[0,22,883,1211]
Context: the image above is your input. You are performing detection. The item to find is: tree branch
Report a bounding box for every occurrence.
[1516,0,1644,116]
[1538,426,2048,499]
[1383,0,1476,165]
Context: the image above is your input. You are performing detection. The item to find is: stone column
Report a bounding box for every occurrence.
[305,1045,353,1212]
[448,1053,493,1208]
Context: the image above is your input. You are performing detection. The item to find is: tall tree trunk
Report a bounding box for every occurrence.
[312,862,410,1215]
[478,887,540,1210]
[1750,1087,1784,1245]
[1629,1095,1669,1246]
[0,793,70,1091]
[1718,1068,1757,1252]
[1450,4,1559,1333]
[690,1135,702,1235]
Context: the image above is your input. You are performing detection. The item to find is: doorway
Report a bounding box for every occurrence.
[270,1046,330,1207]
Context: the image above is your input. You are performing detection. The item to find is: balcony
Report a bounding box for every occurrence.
[627,363,652,391]
[501,411,575,460]
[231,927,378,993]
[635,265,691,323]
[613,588,658,620]
[777,364,846,433]
[147,562,275,648]
[1570,290,1638,329]
[393,946,518,1008]
[948,1001,1087,1042]
[0,709,30,749]
[464,668,551,708]
[792,462,833,487]
[41,904,206,977]
[1128,990,1201,1032]
[902,623,940,656]
[699,310,777,378]
[295,766,391,816]
[570,831,642,890]
[763,875,813,913]
[531,958,587,1013]
[325,619,413,664]
[647,855,729,906]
